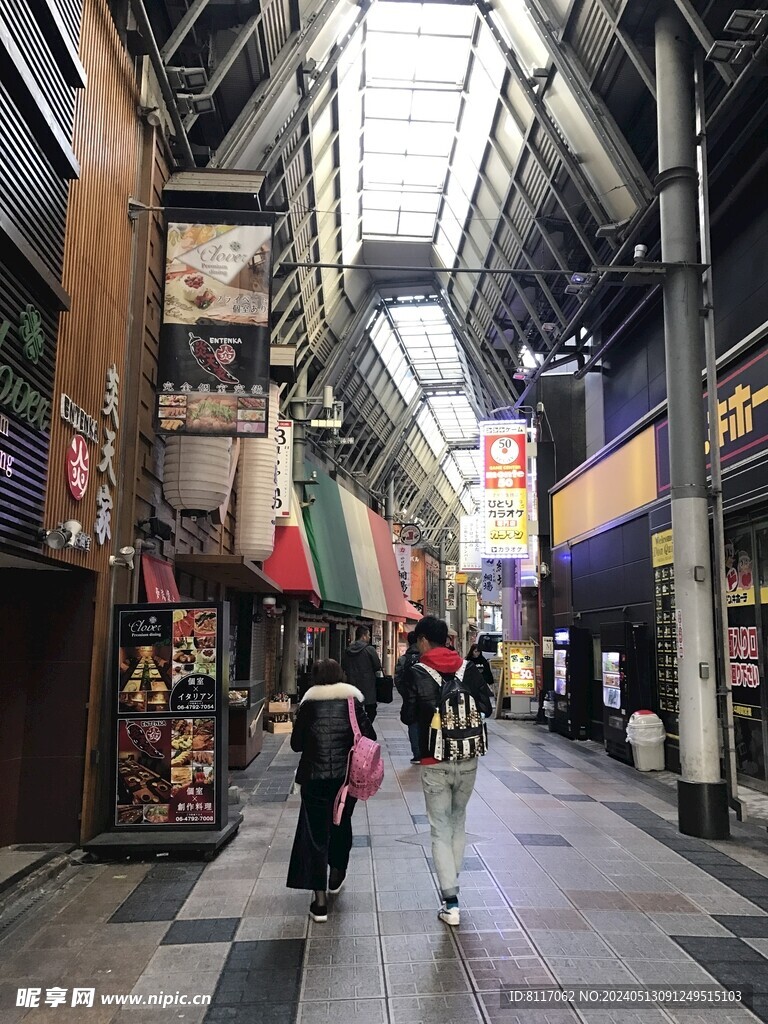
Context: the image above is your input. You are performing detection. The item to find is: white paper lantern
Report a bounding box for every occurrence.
[235,384,280,561]
[163,436,233,512]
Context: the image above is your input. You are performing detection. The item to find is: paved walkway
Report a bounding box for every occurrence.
[3,708,768,1023]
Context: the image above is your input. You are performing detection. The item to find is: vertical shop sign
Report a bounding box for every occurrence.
[445,564,457,611]
[273,420,293,519]
[156,212,274,437]
[503,641,536,696]
[95,364,120,545]
[113,603,227,829]
[394,544,411,598]
[480,421,528,557]
[652,530,679,715]
[480,558,502,604]
[459,514,482,571]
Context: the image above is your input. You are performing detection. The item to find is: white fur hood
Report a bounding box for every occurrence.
[300,682,364,704]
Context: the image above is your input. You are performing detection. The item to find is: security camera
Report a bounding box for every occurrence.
[42,520,83,550]
[308,494,316,505]
[633,244,648,263]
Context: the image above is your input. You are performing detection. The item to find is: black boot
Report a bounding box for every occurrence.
[309,890,328,922]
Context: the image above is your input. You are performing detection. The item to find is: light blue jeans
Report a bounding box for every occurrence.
[421,760,478,899]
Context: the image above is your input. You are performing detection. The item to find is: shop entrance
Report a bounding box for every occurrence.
[0,566,95,844]
[724,516,768,791]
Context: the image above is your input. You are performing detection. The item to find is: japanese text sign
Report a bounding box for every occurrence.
[503,640,536,697]
[273,420,293,519]
[480,420,528,558]
[394,544,411,598]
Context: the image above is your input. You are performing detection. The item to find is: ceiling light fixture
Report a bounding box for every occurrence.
[725,9,768,36]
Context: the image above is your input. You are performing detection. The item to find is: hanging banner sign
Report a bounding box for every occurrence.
[459,514,482,571]
[156,211,274,437]
[503,640,536,697]
[445,564,457,611]
[394,544,411,598]
[480,558,502,604]
[274,419,293,520]
[480,420,528,558]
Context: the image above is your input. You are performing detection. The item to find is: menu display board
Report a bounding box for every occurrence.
[112,603,227,830]
[652,530,678,714]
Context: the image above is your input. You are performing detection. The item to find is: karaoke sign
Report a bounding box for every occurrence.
[480,421,528,558]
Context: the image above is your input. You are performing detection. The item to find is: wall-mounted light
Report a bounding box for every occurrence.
[38,520,83,550]
[167,66,208,93]
[109,546,136,570]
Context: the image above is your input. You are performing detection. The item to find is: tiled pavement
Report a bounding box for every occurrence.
[3,714,768,1023]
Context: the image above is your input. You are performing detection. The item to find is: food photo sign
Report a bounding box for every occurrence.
[112,603,229,830]
[156,211,274,437]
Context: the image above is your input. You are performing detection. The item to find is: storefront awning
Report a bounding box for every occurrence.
[174,554,282,593]
[262,489,321,606]
[402,599,423,622]
[302,468,406,620]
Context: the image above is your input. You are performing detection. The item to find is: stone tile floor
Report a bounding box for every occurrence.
[2,711,768,1022]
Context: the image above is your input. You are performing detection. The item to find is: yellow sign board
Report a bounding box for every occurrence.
[651,529,673,568]
[455,572,468,584]
[503,640,536,697]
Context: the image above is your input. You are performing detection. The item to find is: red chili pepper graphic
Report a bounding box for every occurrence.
[126,723,164,759]
[188,333,240,384]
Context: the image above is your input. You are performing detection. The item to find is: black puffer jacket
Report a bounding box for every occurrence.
[291,682,376,784]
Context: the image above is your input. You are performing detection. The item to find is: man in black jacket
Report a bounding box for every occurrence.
[341,625,383,724]
[401,616,492,927]
[395,630,421,763]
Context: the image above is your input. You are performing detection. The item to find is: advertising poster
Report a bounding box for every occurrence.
[117,607,218,715]
[459,514,482,571]
[116,717,215,826]
[651,530,678,715]
[113,602,226,830]
[480,421,528,558]
[156,211,273,437]
[503,641,536,697]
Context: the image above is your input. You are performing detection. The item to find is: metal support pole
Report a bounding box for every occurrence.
[655,6,728,838]
[279,372,309,698]
[694,52,742,820]
[501,559,520,641]
[385,477,394,527]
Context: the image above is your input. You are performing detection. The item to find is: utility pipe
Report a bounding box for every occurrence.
[130,0,195,169]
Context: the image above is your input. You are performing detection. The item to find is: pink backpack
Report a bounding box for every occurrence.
[333,698,384,824]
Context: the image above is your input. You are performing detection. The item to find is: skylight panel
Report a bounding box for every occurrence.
[411,91,461,122]
[362,2,475,238]
[417,404,445,456]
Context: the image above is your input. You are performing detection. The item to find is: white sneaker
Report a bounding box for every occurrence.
[438,902,460,926]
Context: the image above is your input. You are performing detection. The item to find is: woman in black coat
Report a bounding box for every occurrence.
[286,659,375,922]
[466,643,496,700]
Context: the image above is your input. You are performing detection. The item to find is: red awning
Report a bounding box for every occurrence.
[402,599,423,622]
[263,489,321,605]
[367,507,410,621]
[141,554,180,603]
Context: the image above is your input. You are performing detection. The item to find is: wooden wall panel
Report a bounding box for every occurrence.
[45,0,140,572]
[42,0,140,840]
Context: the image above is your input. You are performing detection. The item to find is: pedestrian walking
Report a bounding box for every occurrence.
[395,630,421,763]
[466,642,496,702]
[401,616,492,926]
[341,624,384,724]
[287,659,376,922]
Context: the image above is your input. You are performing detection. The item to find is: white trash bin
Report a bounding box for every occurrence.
[626,711,666,771]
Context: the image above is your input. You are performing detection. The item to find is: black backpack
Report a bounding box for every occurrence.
[422,663,488,761]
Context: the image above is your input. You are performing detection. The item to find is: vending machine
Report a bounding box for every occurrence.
[600,621,651,764]
[552,626,593,739]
